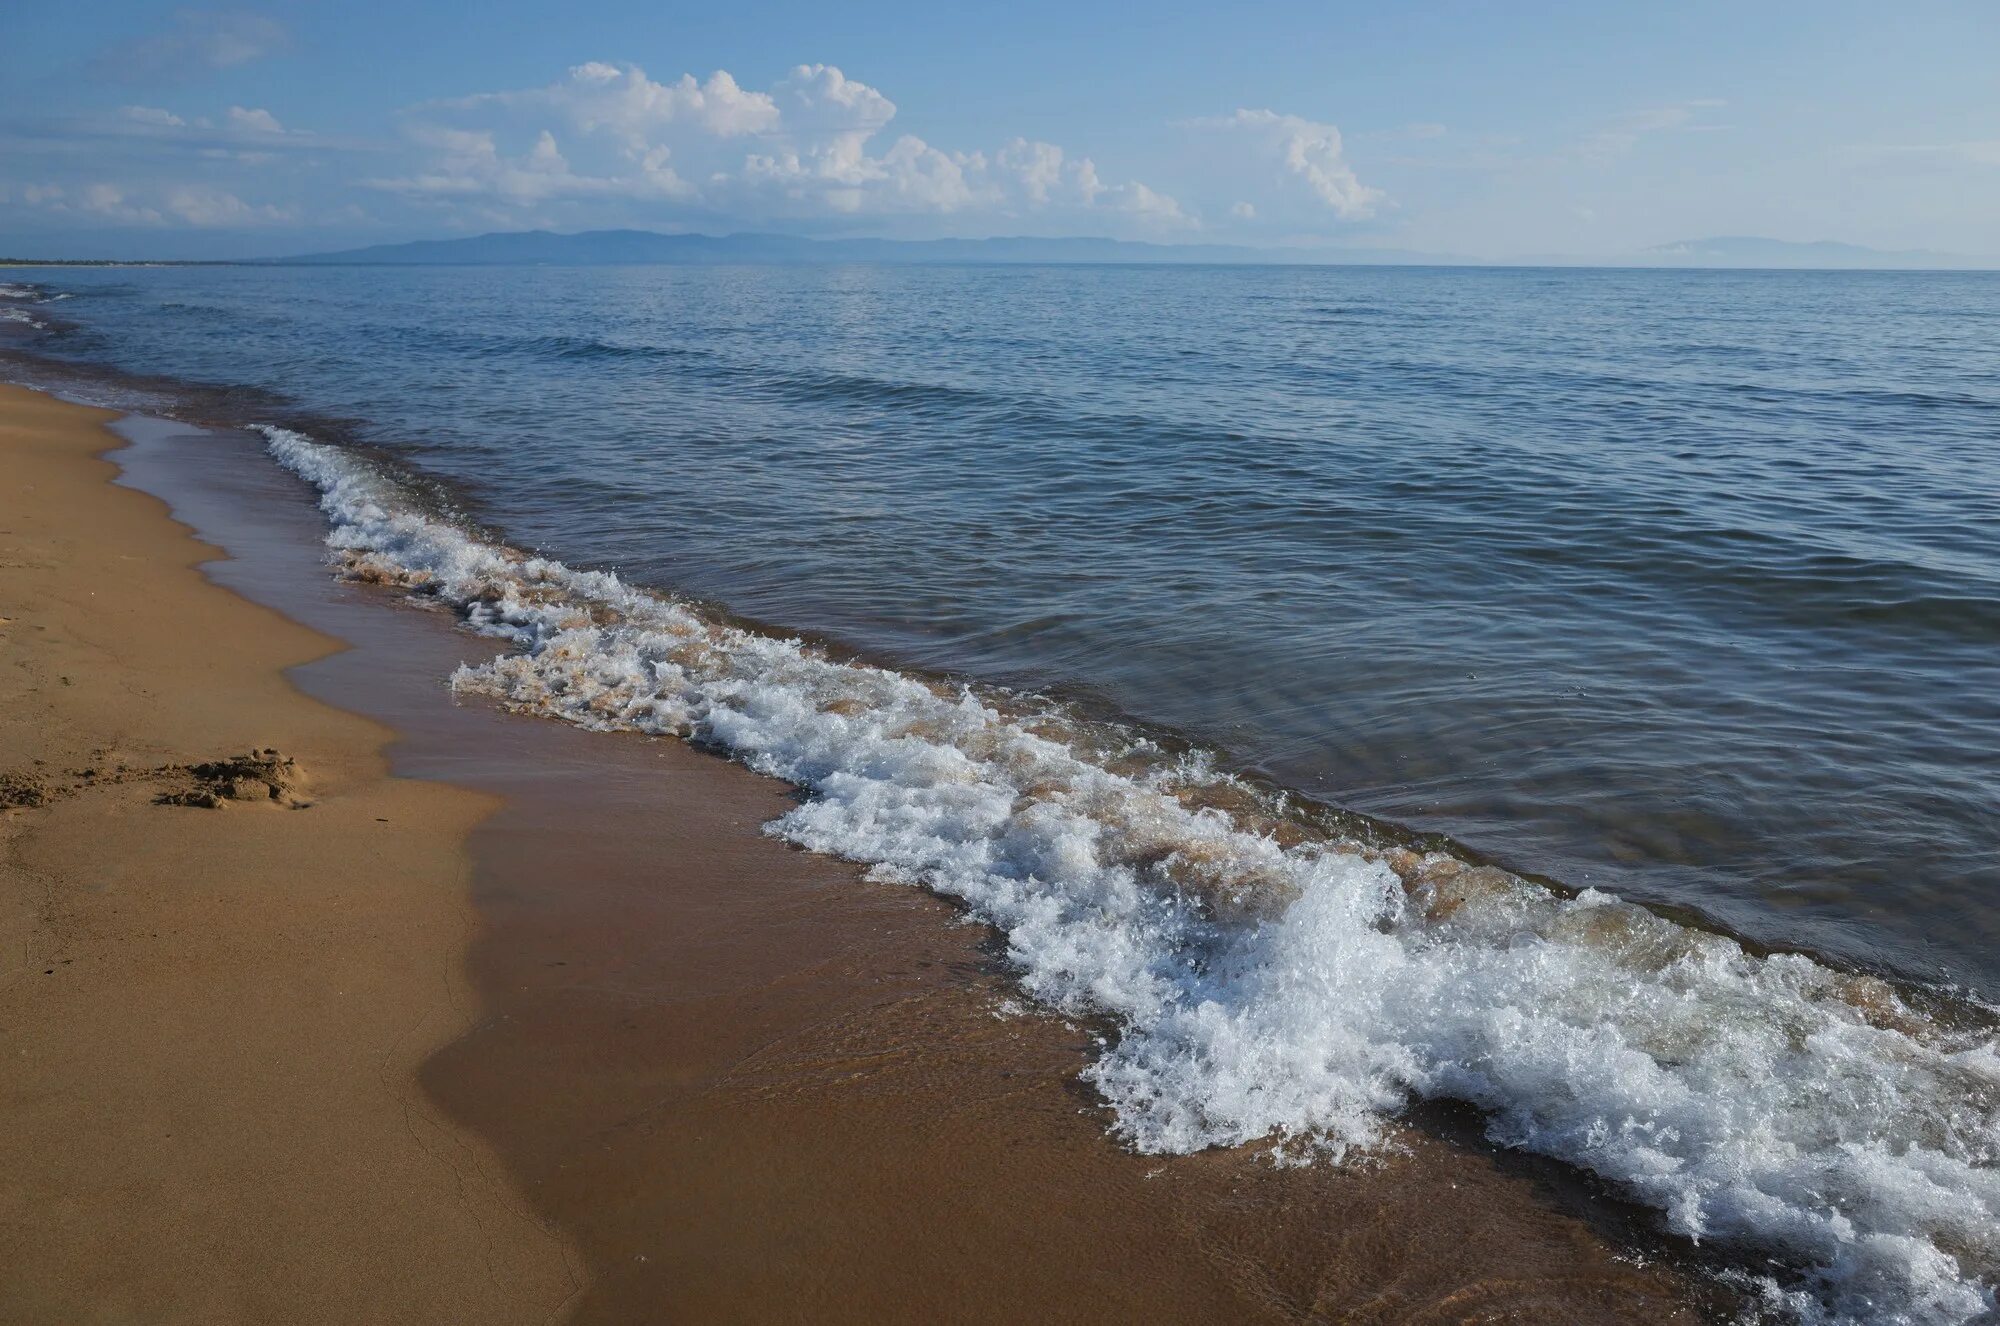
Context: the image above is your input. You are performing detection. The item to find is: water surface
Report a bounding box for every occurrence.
[7,263,1999,991]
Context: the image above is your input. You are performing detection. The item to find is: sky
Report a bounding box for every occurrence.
[3,1,1997,260]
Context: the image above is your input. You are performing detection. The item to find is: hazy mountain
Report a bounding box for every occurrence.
[273,229,1994,270]
[1641,236,1986,269]
[277,229,1466,267]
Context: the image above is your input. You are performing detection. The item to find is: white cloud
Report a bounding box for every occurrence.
[9,178,290,227]
[162,184,292,226]
[376,60,1184,231]
[770,64,897,171]
[366,124,690,207]
[83,184,139,214]
[711,65,997,216]
[368,122,696,210]
[225,106,285,136]
[1110,180,1187,223]
[437,62,780,147]
[1229,200,1257,220]
[122,105,186,127]
[1191,109,1384,218]
[993,138,1115,209]
[31,182,166,225]
[997,138,1065,204]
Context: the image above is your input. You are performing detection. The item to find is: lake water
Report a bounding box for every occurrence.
[11,263,1998,991]
[7,263,2000,1321]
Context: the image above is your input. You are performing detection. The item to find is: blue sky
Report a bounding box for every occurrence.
[4,1,1997,259]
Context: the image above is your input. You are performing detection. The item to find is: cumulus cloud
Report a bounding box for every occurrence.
[993,138,1118,209]
[732,65,953,212]
[776,65,896,144]
[1190,109,1384,218]
[373,60,1186,230]
[997,138,1067,204]
[95,9,291,82]
[437,62,781,146]
[365,123,691,207]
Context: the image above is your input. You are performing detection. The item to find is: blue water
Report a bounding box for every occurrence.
[7,263,1999,994]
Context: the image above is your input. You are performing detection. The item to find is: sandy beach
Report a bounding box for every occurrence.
[0,381,1720,1322]
[0,383,580,1321]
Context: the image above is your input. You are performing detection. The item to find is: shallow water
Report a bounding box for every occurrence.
[7,264,2000,1322]
[104,412,1720,1326]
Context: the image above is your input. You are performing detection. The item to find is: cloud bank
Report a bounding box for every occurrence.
[4,50,1394,244]
[365,61,1195,232]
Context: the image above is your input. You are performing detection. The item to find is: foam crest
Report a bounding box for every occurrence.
[260,424,1999,1325]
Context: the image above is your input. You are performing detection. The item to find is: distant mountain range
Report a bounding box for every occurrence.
[278,230,1459,267]
[1638,236,1986,270]
[272,229,1993,270]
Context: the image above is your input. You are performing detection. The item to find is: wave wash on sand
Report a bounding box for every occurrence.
[261,424,1998,1325]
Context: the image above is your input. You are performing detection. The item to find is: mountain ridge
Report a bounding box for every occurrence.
[275,229,1460,267]
[264,229,1996,270]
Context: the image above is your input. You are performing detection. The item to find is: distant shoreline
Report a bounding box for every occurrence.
[9,259,1999,274]
[6,227,1994,272]
[1,260,236,268]
[7,257,1995,273]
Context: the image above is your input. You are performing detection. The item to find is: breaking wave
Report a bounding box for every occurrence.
[260,423,1999,1325]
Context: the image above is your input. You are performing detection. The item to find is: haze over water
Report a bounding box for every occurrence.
[11,262,2000,993]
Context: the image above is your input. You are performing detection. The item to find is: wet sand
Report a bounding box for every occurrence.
[2,382,1723,1322]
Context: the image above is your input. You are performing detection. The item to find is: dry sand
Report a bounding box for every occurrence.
[0,381,1722,1323]
[0,384,579,1322]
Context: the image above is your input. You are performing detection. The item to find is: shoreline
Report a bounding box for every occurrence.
[3,332,1985,1004]
[0,384,1722,1319]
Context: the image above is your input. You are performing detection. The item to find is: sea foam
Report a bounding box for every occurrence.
[260,424,1999,1325]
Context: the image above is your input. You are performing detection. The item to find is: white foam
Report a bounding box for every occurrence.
[260,424,1999,1325]
[0,282,35,300]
